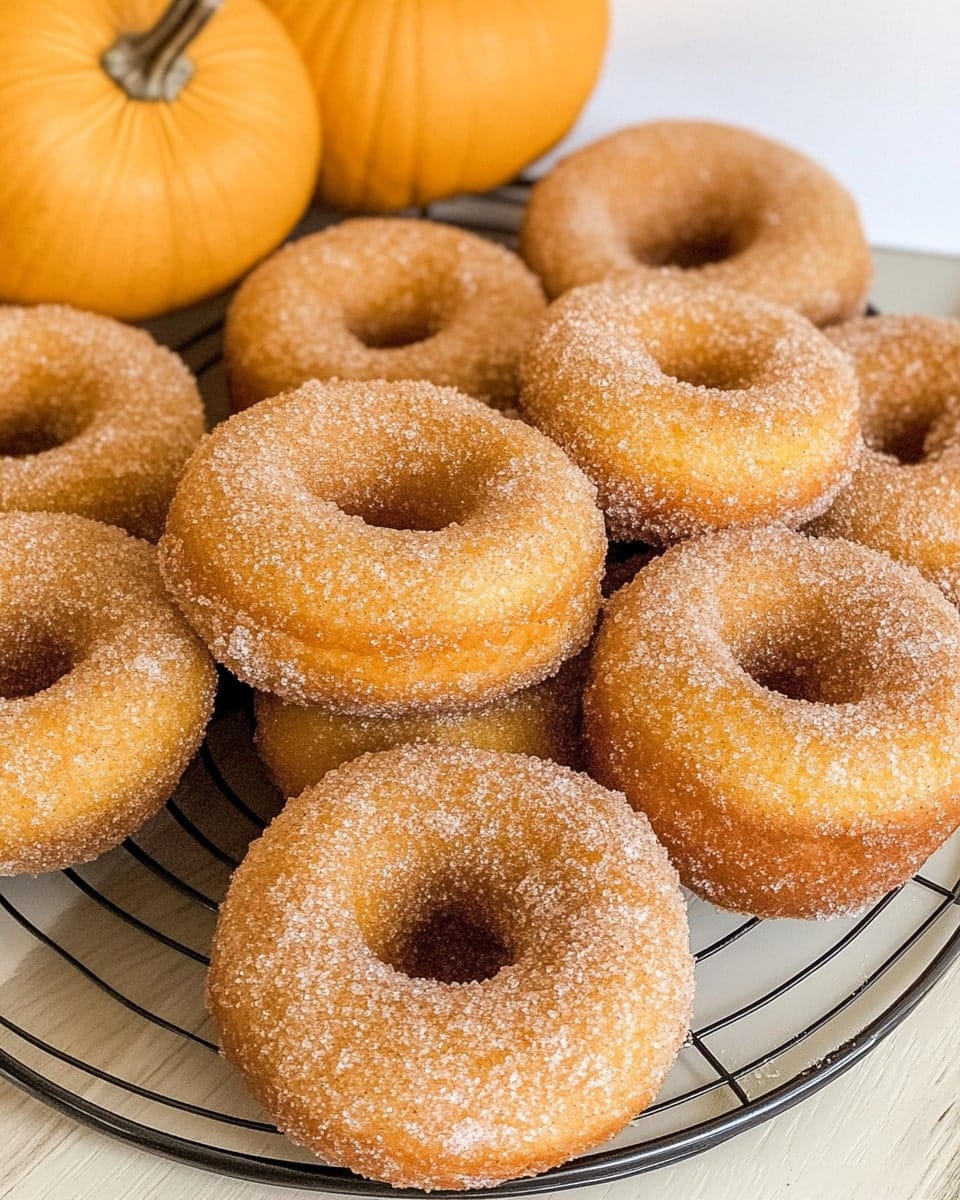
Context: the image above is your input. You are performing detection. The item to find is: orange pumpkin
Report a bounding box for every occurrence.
[0,0,320,319]
[263,0,609,211]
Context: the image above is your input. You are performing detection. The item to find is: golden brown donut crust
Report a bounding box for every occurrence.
[225,218,545,411]
[809,315,960,603]
[522,120,872,326]
[254,653,586,795]
[0,305,204,540]
[519,275,860,543]
[207,745,693,1189]
[161,379,605,713]
[0,513,216,875]
[585,527,960,919]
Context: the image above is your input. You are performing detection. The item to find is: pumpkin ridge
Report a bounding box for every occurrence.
[354,0,403,212]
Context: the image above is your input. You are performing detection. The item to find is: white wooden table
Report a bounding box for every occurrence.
[3,249,959,1200]
[3,961,958,1200]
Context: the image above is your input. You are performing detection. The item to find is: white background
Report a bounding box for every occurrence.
[544,0,960,255]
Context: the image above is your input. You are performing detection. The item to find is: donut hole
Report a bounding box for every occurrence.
[0,630,74,699]
[0,407,87,458]
[338,489,472,532]
[869,401,959,465]
[324,455,486,532]
[656,346,752,391]
[630,215,755,271]
[880,422,929,465]
[359,882,514,984]
[741,652,860,704]
[731,613,873,706]
[650,324,757,392]
[347,301,440,351]
[395,904,512,984]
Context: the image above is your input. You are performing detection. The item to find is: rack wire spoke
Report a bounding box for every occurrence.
[121,837,220,911]
[199,743,268,830]
[729,897,955,1079]
[60,868,210,966]
[695,888,899,1038]
[694,917,761,961]
[0,1012,273,1132]
[0,892,217,1052]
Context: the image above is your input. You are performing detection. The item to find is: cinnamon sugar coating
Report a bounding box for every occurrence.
[207,745,693,1189]
[585,527,960,919]
[0,513,216,875]
[522,120,872,326]
[809,315,960,603]
[254,654,586,796]
[160,380,605,713]
[0,305,204,539]
[225,218,545,411]
[519,275,860,544]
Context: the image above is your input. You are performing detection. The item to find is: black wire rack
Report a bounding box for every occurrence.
[1,188,959,1195]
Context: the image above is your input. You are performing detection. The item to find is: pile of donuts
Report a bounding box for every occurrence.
[3,119,960,1190]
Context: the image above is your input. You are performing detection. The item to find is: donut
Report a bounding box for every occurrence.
[160,379,605,713]
[224,218,545,411]
[0,305,204,540]
[207,745,693,1189]
[809,316,960,603]
[519,274,860,544]
[0,512,216,875]
[521,119,872,326]
[584,526,960,919]
[254,654,586,796]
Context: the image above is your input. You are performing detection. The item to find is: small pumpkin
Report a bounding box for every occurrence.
[263,0,609,211]
[0,0,321,319]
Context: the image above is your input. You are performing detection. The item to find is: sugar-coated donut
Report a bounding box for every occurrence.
[0,305,204,540]
[224,218,545,411]
[208,745,693,1190]
[254,655,585,796]
[522,120,872,326]
[519,275,860,543]
[161,379,605,713]
[809,316,960,603]
[0,512,216,875]
[585,527,960,919]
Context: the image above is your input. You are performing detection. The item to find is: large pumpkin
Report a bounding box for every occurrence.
[263,0,609,211]
[0,0,320,319]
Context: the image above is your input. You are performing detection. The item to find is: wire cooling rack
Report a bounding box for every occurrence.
[2,188,960,1195]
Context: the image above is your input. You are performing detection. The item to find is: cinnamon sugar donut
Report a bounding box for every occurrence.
[0,512,216,875]
[255,655,585,795]
[224,218,545,411]
[522,120,872,326]
[0,305,204,540]
[207,745,693,1189]
[161,379,605,713]
[809,316,960,603]
[519,275,860,543]
[585,526,960,919]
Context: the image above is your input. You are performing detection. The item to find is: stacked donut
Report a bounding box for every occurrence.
[161,374,603,786]
[219,219,603,791]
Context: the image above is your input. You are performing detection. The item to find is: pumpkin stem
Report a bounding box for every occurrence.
[101,0,223,102]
